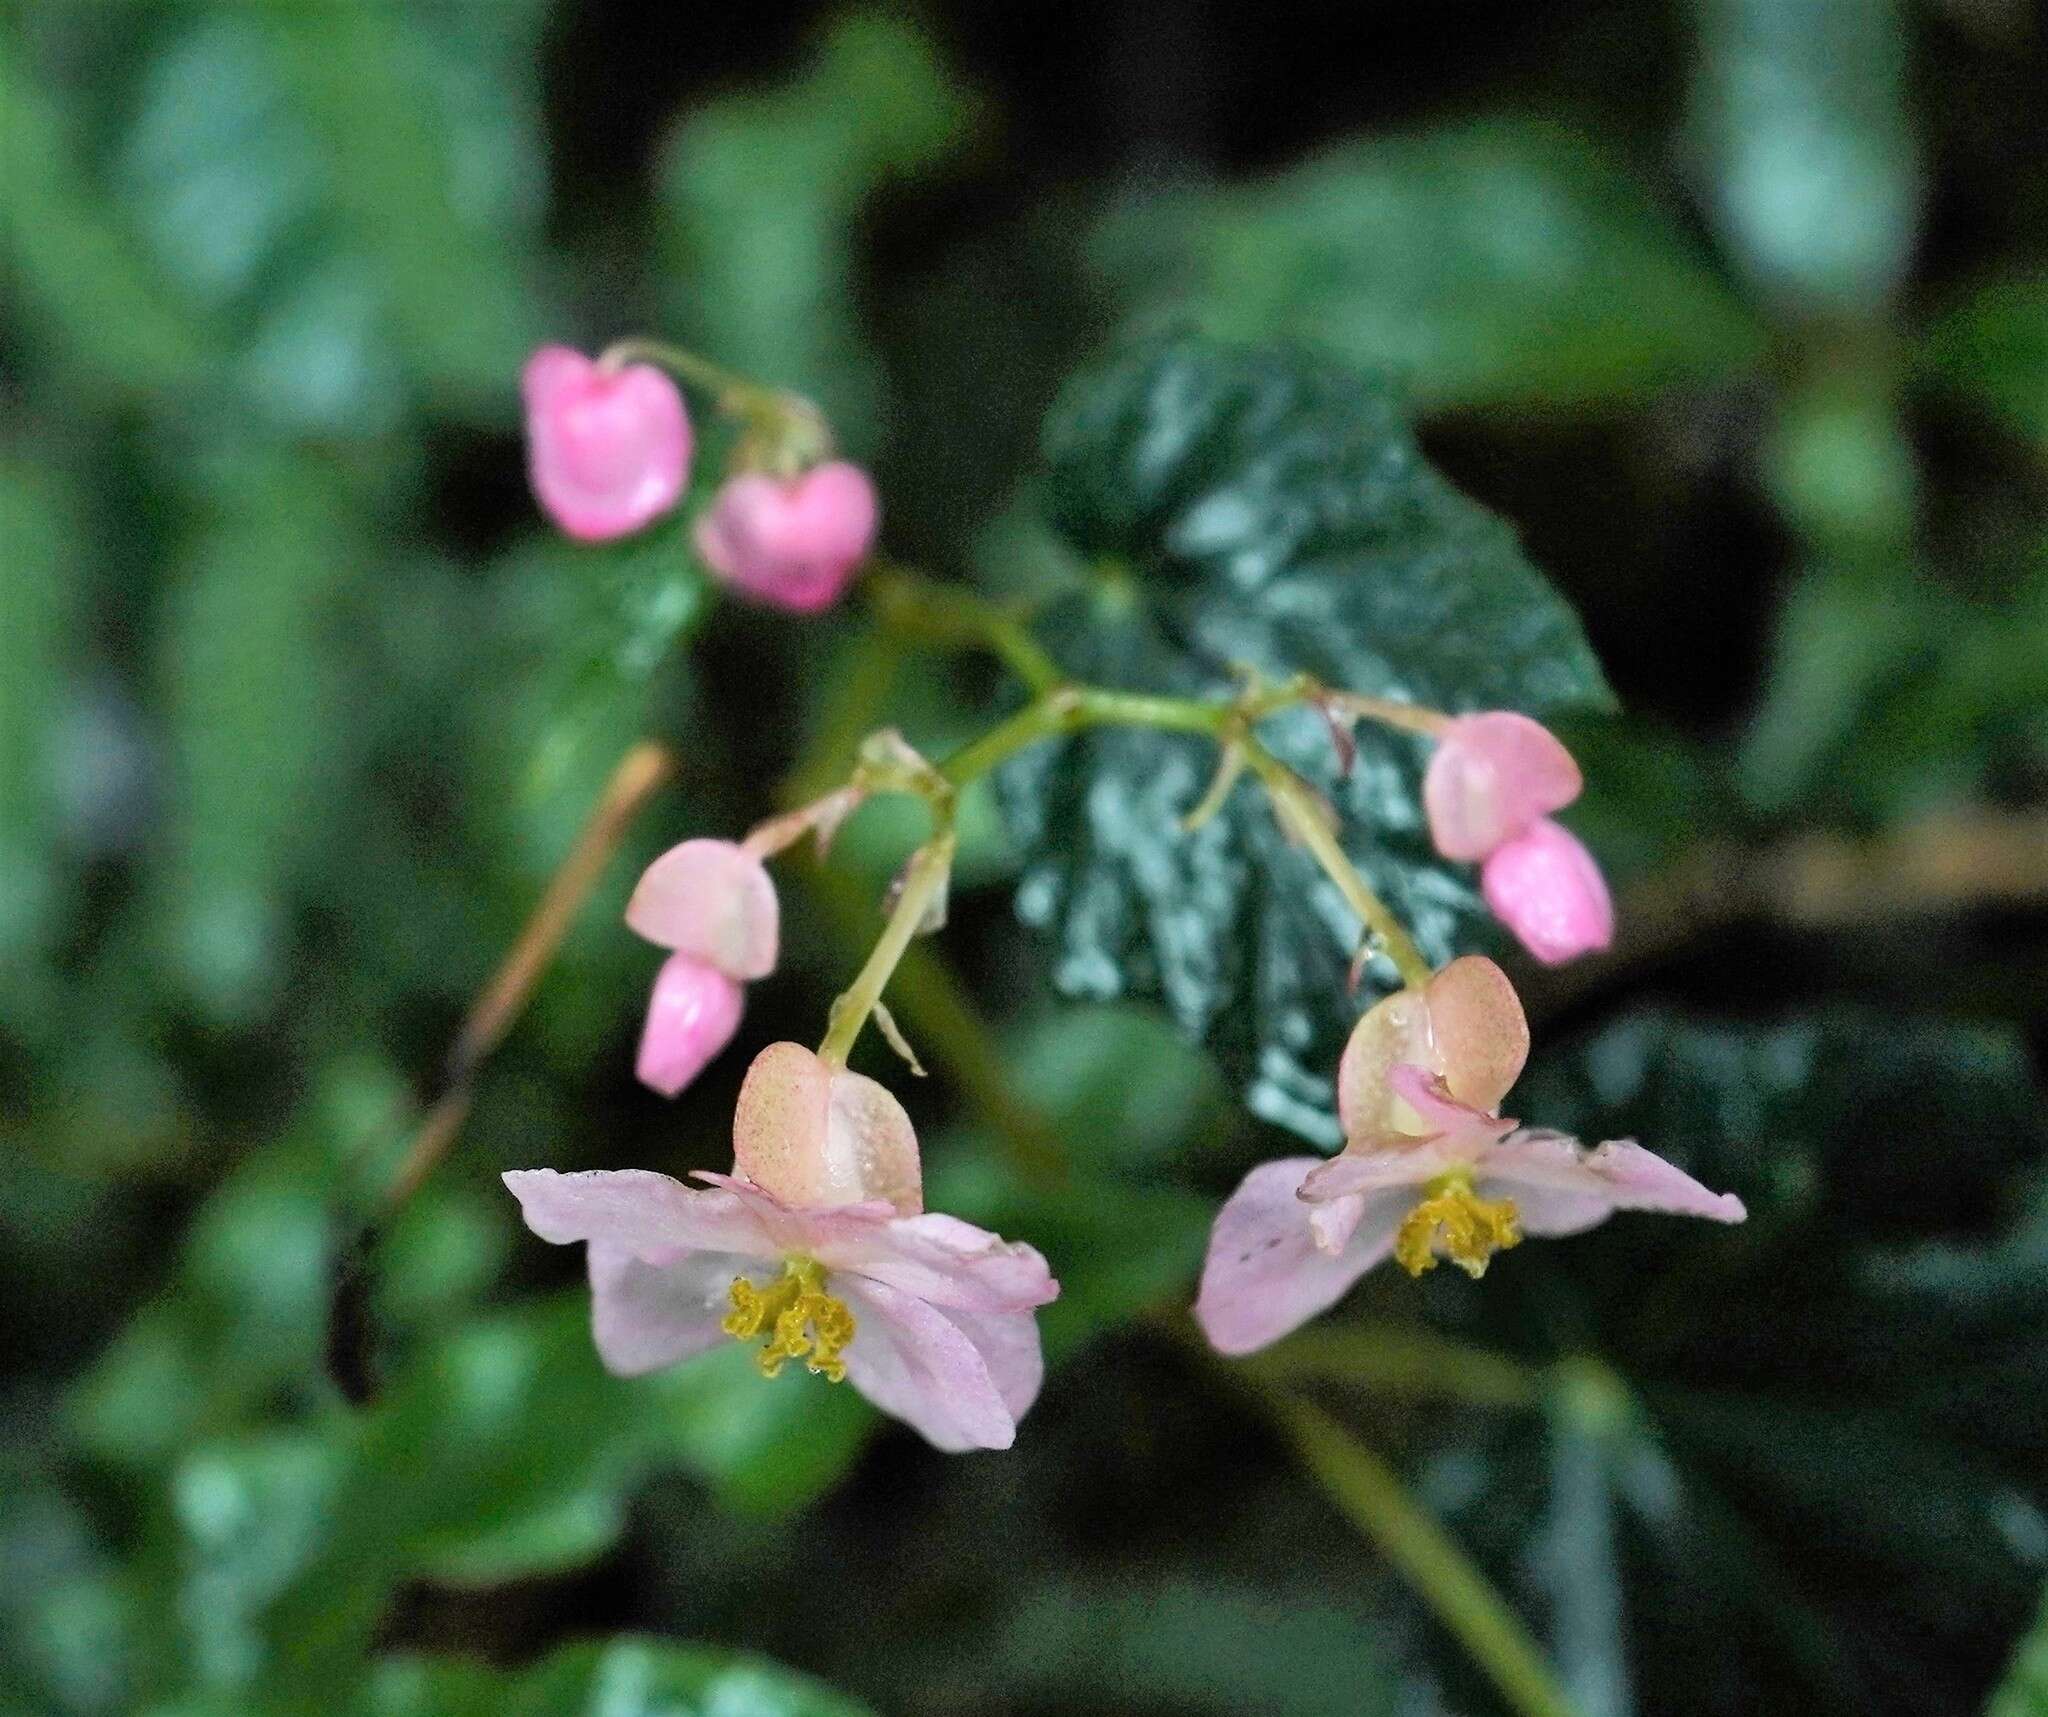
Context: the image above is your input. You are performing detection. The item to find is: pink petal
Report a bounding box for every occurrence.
[835,1275,1023,1451]
[1336,987,1435,1140]
[502,1167,773,1259]
[1298,1136,1461,1203]
[694,462,879,614]
[815,1211,1059,1313]
[1386,1063,1515,1145]
[586,1242,755,1376]
[1193,1158,1409,1356]
[625,839,779,980]
[937,1305,1045,1422]
[1423,711,1582,861]
[1480,819,1615,966]
[635,954,744,1097]
[1425,955,1529,1113]
[731,1041,923,1215]
[1478,1129,1748,1231]
[522,345,691,542]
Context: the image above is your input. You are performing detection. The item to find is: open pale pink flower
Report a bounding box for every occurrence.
[694,462,878,613]
[1481,817,1614,966]
[505,1041,1058,1451]
[1195,957,1743,1356]
[1423,711,1582,863]
[624,838,778,1097]
[636,954,745,1097]
[523,345,691,541]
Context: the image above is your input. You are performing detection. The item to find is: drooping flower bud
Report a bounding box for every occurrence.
[635,953,745,1097]
[1481,818,1614,966]
[626,839,778,981]
[732,1041,922,1215]
[694,462,879,614]
[1423,712,1582,862]
[522,345,691,541]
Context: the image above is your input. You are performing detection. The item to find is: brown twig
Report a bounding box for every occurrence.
[381,740,677,1212]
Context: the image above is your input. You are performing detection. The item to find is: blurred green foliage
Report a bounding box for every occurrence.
[4,3,2047,1716]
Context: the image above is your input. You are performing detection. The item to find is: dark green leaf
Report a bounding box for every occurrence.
[1987,1587,2048,1717]
[357,1637,875,1717]
[1686,0,1922,315]
[1923,275,2048,452]
[1093,119,1762,411]
[1000,335,1610,1143]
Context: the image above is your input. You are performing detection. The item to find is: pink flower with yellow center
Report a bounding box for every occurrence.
[1195,957,1745,1356]
[506,1041,1059,1451]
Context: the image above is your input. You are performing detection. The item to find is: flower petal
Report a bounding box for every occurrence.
[1425,955,1530,1113]
[938,1305,1045,1422]
[502,1168,772,1259]
[587,1243,754,1375]
[1193,1158,1408,1357]
[625,839,779,980]
[817,1211,1059,1313]
[1479,1130,1748,1229]
[1297,1138,1458,1203]
[835,1276,1021,1451]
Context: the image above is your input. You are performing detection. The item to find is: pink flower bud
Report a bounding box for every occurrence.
[636,954,744,1097]
[626,839,778,981]
[732,1041,923,1215]
[1481,818,1614,966]
[522,345,691,542]
[1424,712,1582,862]
[694,462,878,613]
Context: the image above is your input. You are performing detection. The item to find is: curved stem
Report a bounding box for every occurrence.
[1240,739,1434,989]
[1270,1396,1582,1717]
[597,337,769,409]
[867,563,1063,695]
[816,827,959,1068]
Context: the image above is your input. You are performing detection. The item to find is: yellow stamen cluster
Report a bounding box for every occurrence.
[1394,1175,1522,1279]
[723,1257,855,1381]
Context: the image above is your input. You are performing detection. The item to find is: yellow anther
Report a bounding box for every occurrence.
[723,1258,855,1382]
[1394,1174,1522,1280]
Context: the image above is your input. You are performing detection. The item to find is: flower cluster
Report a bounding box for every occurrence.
[505,336,1747,1454]
[521,344,877,613]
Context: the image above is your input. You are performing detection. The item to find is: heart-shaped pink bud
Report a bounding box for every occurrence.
[1481,818,1614,966]
[635,954,744,1097]
[523,345,691,542]
[1424,712,1582,862]
[625,839,778,981]
[694,462,878,613]
[732,1041,923,1215]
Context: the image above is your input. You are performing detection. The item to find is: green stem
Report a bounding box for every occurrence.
[597,337,767,408]
[1244,1323,1542,1410]
[1240,740,1434,988]
[816,827,959,1068]
[868,564,1063,694]
[1270,1396,1581,1717]
[938,685,1225,787]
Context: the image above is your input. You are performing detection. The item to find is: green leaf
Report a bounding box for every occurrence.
[1987,1587,2048,1717]
[656,12,978,436]
[357,1637,875,1717]
[1923,275,2048,452]
[151,454,362,1025]
[0,28,213,397]
[0,459,84,1033]
[1000,335,1610,1143]
[1686,0,1922,316]
[1093,118,1762,411]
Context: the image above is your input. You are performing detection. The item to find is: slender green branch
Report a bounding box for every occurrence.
[1269,1396,1581,1717]
[816,827,959,1068]
[867,564,1063,694]
[1244,1323,1543,1410]
[938,685,1226,787]
[597,337,768,408]
[1240,738,1434,989]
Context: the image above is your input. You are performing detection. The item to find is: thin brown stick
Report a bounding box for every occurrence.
[382,740,676,1211]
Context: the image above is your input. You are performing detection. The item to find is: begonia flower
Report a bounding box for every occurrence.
[523,345,691,541]
[694,462,878,613]
[1423,712,1581,863]
[505,1041,1059,1451]
[624,838,779,1097]
[1195,957,1743,1356]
